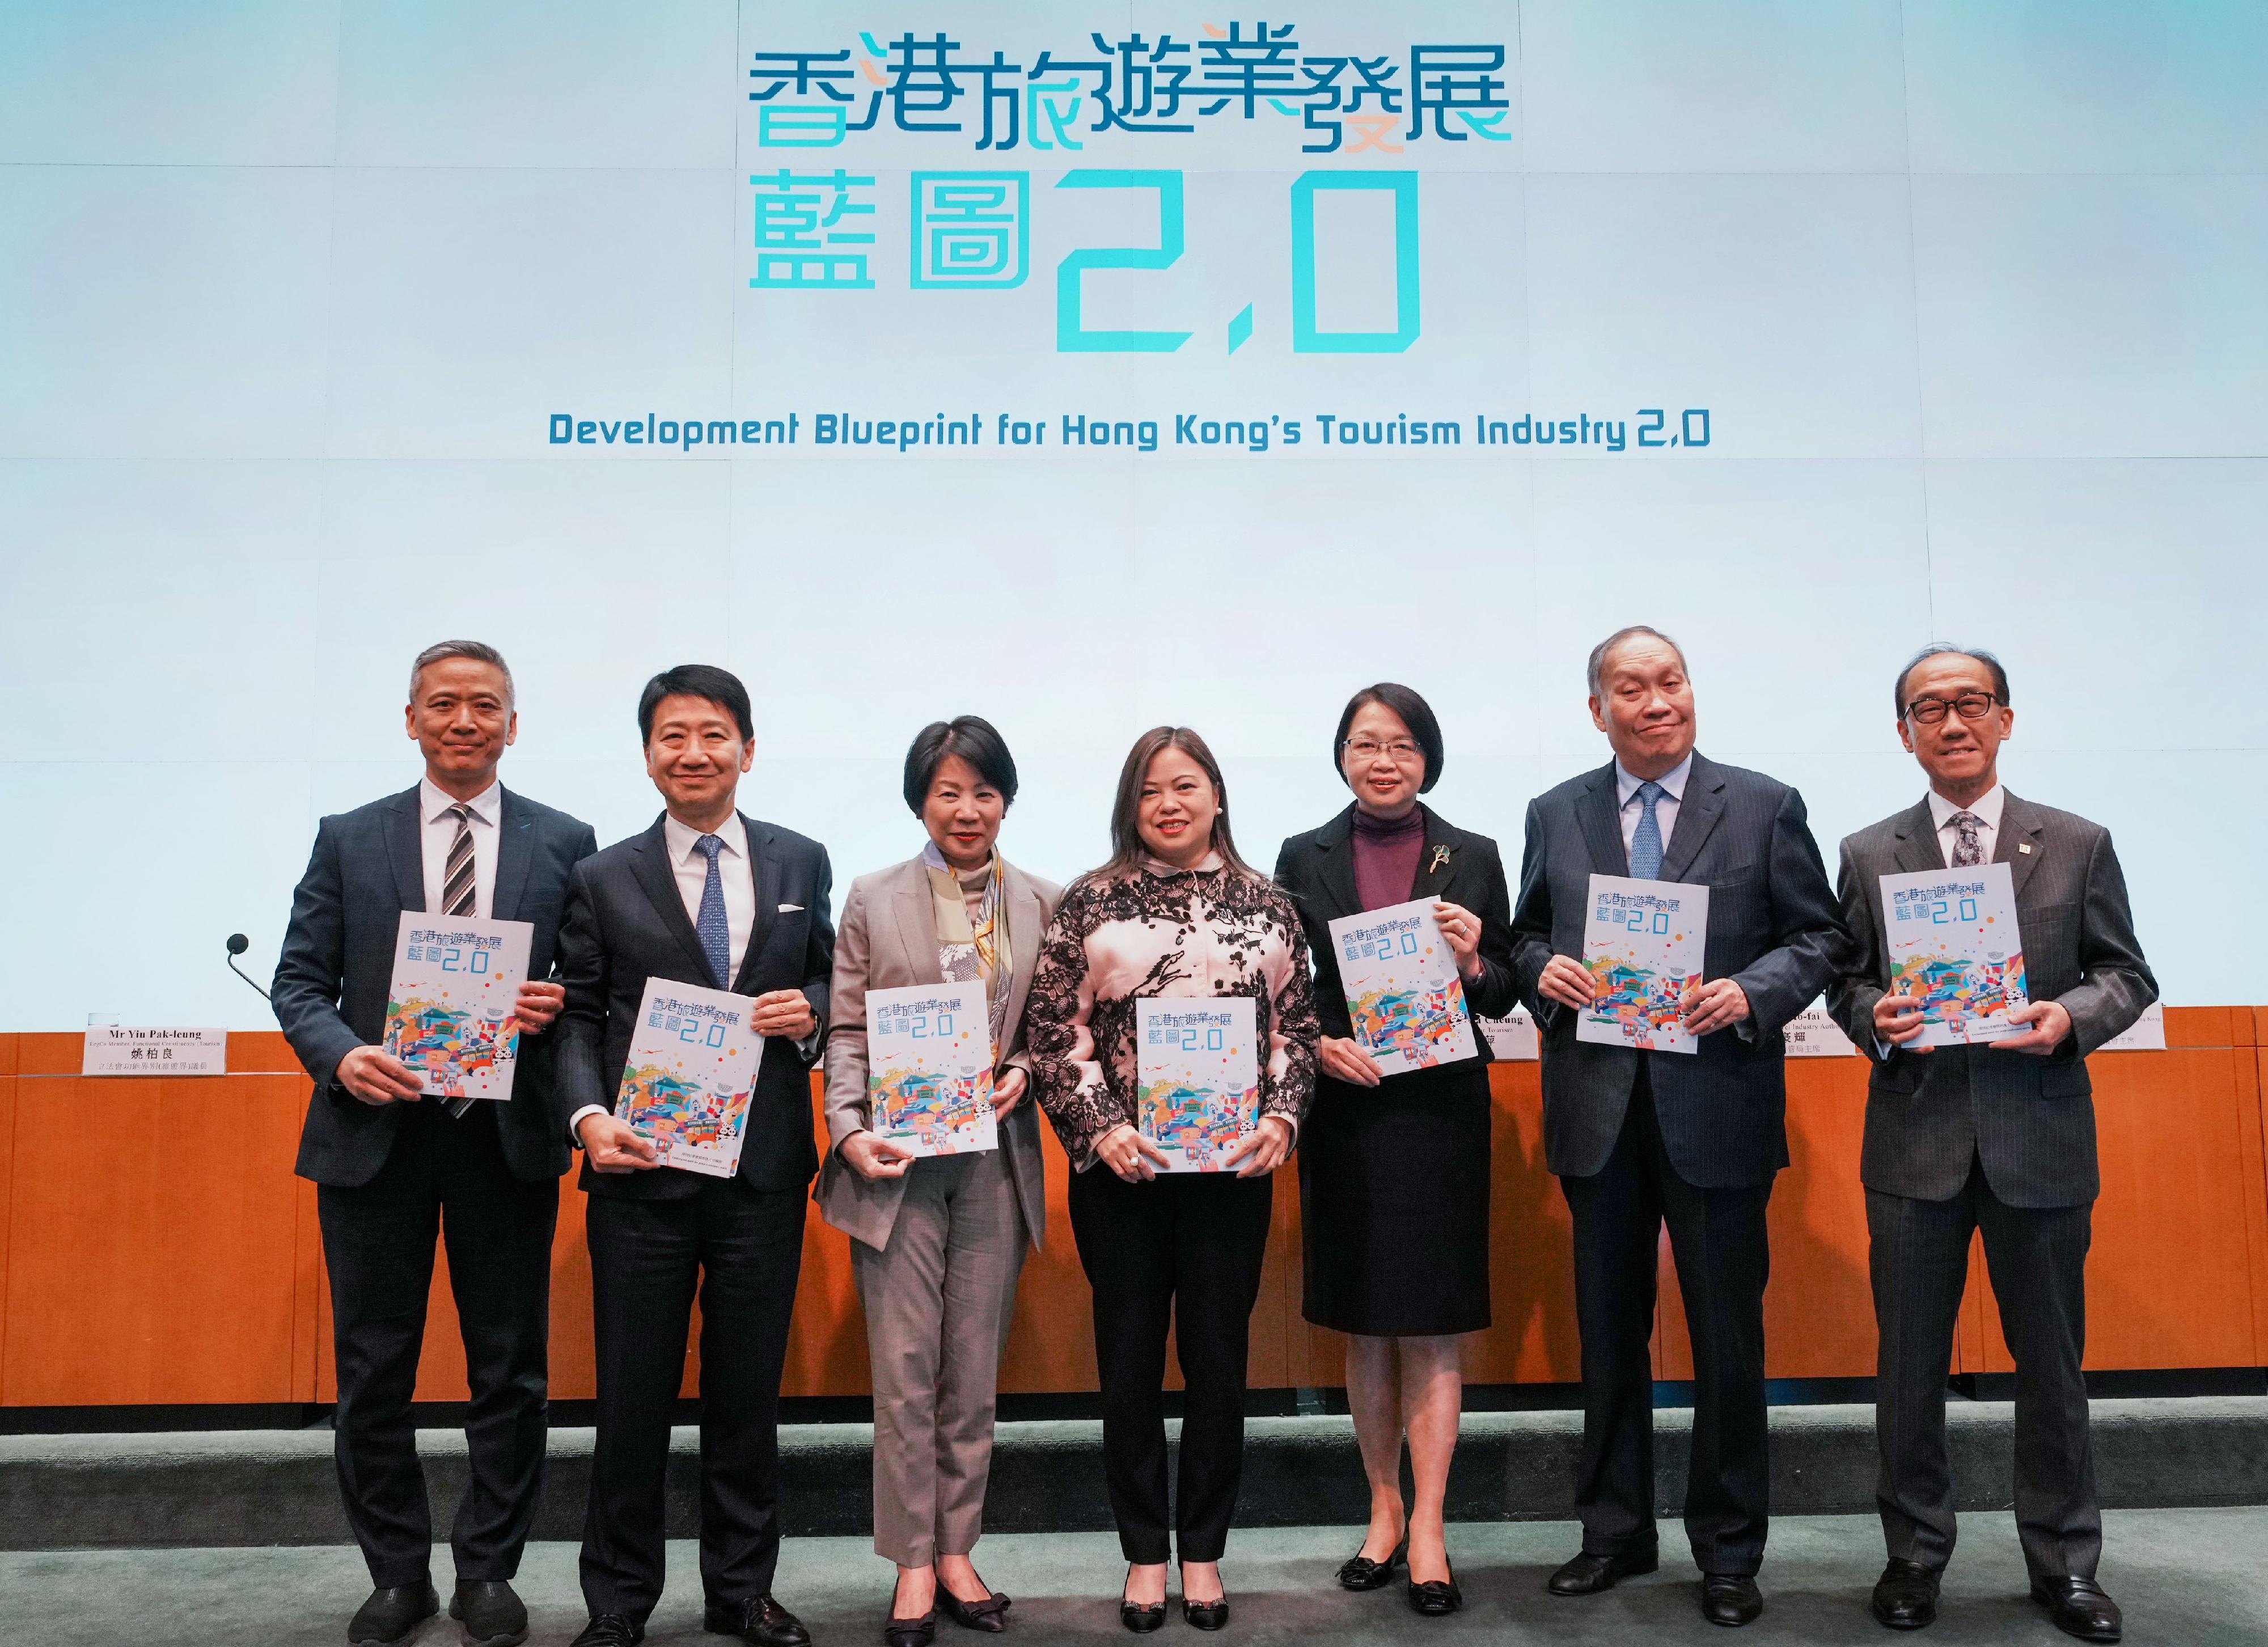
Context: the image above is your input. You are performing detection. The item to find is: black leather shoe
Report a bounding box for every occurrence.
[2031,1576,2122,1642]
[450,1581,529,1647]
[569,1616,645,1647]
[350,1582,439,1645]
[1702,1574,1765,1627]
[706,1594,814,1647]
[1548,1548,1659,1595]
[1337,1539,1407,1591]
[1871,1560,1941,1630]
[1179,1564,1229,1633]
[1407,1564,1463,1617]
[937,1585,1012,1632]
[1120,1570,1166,1636]
[883,1610,936,1647]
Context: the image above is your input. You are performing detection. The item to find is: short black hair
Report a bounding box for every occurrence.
[1333,682,1444,794]
[637,664,754,744]
[903,716,1018,814]
[1894,645,2010,718]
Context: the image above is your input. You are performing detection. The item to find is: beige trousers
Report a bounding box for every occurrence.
[853,1147,1027,1566]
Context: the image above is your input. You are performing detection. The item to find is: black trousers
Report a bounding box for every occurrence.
[1067,1166,1275,1564]
[1559,1065,1773,1576]
[316,1100,558,1587]
[1868,1155,2098,1578]
[579,1179,806,1622]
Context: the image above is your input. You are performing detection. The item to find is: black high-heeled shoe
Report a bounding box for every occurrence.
[937,1582,1011,1633]
[1119,1569,1165,1635]
[1336,1538,1408,1591]
[1407,1561,1463,1618]
[1179,1564,1229,1633]
[883,1610,936,1647]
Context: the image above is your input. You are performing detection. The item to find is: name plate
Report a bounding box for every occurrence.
[1476,1009,1539,1061]
[1782,1007,1859,1058]
[83,1026,228,1076]
[2098,1001,2167,1052]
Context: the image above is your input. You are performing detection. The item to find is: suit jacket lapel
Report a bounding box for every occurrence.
[629,817,719,985]
[891,858,947,986]
[1408,806,1458,901]
[1998,791,2047,899]
[733,814,780,995]
[998,865,1042,1059]
[1657,754,1725,882]
[1889,798,1943,877]
[1576,764,1628,878]
[383,787,425,913]
[492,788,535,921]
[1309,806,1363,918]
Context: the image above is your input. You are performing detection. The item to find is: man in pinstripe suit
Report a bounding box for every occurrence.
[1512,626,1847,1629]
[1829,645,2153,1642]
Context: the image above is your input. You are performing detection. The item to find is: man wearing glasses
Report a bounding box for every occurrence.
[1828,646,2154,1642]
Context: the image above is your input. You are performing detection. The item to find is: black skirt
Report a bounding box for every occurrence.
[1297,1062,1492,1337]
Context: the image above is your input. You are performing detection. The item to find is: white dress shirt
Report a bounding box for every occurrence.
[419,777,502,916]
[662,811,756,981]
[1614,752,1694,860]
[1926,784,2004,869]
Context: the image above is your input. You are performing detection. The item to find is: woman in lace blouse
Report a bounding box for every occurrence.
[1025,726,1320,1635]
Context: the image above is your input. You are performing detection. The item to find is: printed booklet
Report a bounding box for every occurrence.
[1879,862,2029,1047]
[615,977,762,1178]
[865,980,997,1155]
[382,912,532,1101]
[1135,996,1260,1173]
[1327,899,1478,1076]
[1575,874,1710,1056]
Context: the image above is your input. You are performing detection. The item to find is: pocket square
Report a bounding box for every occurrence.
[778,903,803,913]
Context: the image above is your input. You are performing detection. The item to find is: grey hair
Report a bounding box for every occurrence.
[1893,645,2009,718]
[1585,625,1687,699]
[408,640,515,708]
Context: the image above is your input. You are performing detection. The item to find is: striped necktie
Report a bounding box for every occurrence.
[442,803,478,1117]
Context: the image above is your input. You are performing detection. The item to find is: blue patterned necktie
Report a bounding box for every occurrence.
[695,833,732,989]
[1629,781,1666,880]
[1949,811,1984,868]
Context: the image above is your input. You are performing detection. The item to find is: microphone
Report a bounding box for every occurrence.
[225,933,272,1002]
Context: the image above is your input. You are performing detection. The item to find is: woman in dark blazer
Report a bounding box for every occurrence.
[1272,683,1518,1618]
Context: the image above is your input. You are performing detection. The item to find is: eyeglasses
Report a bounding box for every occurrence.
[1343,738,1424,764]
[1904,692,2000,726]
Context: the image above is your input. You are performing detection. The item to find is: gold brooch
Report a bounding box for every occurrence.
[1428,846,1452,873]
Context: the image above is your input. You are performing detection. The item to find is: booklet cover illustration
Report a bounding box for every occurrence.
[1135,996,1260,1174]
[1576,874,1710,1056]
[866,980,997,1156]
[615,977,761,1178]
[1880,862,2028,1047]
[382,912,533,1101]
[1327,899,1478,1076]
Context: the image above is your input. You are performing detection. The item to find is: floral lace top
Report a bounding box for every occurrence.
[1025,853,1321,1170]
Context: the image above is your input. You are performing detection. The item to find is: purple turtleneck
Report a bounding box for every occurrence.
[1351,805,1426,912]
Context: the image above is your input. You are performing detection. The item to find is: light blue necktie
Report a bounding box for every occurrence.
[695,834,732,989]
[1629,781,1666,880]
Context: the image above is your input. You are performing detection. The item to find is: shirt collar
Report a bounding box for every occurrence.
[1927,784,2004,835]
[420,776,502,826]
[1614,752,1693,809]
[664,810,747,865]
[1140,850,1224,878]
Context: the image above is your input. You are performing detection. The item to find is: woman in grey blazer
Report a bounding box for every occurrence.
[818,717,1060,1647]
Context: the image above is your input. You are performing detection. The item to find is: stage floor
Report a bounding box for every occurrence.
[3,1510,2258,1646]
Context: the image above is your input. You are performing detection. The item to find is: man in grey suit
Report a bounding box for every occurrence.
[273,640,596,1647]
[1512,626,1845,1628]
[1829,646,2153,1642]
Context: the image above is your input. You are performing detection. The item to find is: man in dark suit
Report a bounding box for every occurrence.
[273,640,597,1647]
[555,664,834,1647]
[1512,625,1845,1628]
[1829,646,2153,1642]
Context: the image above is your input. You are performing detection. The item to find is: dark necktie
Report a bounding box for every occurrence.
[441,803,479,1117]
[695,834,733,989]
[1949,811,1984,868]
